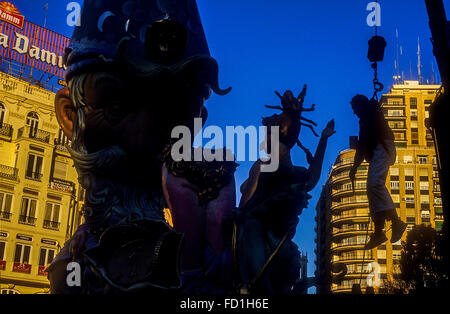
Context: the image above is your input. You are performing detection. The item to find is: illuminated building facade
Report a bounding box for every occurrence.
[0,71,84,294]
[0,4,84,294]
[315,81,443,294]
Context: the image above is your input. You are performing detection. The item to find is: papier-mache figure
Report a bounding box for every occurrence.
[235,86,335,294]
[48,0,234,294]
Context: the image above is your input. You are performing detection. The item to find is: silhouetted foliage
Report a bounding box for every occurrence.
[394,224,449,293]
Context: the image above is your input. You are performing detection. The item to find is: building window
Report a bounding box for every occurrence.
[410,97,417,107]
[0,241,5,260]
[420,195,430,204]
[43,203,60,230]
[56,128,70,146]
[26,112,40,137]
[0,103,5,127]
[435,183,441,192]
[390,181,400,190]
[388,121,405,129]
[392,195,400,203]
[25,154,43,181]
[420,182,429,191]
[405,197,415,204]
[418,156,428,164]
[410,110,418,117]
[388,109,404,117]
[0,192,13,221]
[403,156,413,164]
[388,98,404,105]
[19,197,37,225]
[394,132,406,141]
[405,182,414,190]
[39,247,55,267]
[14,243,31,264]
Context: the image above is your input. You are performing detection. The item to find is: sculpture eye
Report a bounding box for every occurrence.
[145,19,188,64]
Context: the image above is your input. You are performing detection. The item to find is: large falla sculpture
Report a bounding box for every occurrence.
[48,0,335,294]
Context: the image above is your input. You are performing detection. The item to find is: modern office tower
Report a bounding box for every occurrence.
[314,81,443,294]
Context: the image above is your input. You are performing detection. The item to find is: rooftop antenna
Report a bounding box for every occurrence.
[43,3,49,28]
[417,36,422,84]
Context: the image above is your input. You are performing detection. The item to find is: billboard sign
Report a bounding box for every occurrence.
[0,3,69,79]
[0,2,24,29]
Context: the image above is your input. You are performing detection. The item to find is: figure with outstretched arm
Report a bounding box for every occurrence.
[305,120,336,191]
[348,95,407,250]
[235,86,336,294]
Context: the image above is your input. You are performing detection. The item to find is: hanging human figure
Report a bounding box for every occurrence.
[349,95,407,250]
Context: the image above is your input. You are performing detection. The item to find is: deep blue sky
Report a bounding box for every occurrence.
[11,0,449,291]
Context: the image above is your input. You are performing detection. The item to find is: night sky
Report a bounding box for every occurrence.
[10,0,449,292]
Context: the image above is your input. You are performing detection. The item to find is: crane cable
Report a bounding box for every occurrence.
[358,0,384,290]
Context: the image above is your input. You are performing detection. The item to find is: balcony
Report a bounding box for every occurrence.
[43,220,60,231]
[331,171,368,184]
[389,124,406,130]
[333,158,354,169]
[18,215,37,226]
[25,171,43,182]
[332,214,370,225]
[332,227,373,241]
[55,144,69,153]
[38,265,48,276]
[0,164,19,181]
[12,262,32,274]
[331,199,368,211]
[334,254,374,262]
[0,123,13,140]
[332,187,366,198]
[332,242,366,252]
[0,211,12,221]
[17,125,52,144]
[386,113,406,119]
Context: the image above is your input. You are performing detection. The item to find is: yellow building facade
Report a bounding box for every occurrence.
[0,72,84,294]
[315,81,443,294]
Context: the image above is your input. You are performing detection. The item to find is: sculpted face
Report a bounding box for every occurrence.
[55,67,212,185]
